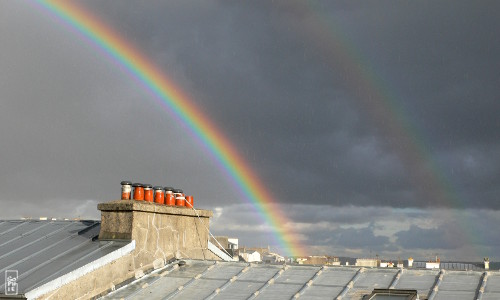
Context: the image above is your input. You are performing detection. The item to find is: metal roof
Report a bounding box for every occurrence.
[0,220,130,296]
[100,260,500,300]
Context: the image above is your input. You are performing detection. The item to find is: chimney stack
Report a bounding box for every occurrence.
[99,181,218,267]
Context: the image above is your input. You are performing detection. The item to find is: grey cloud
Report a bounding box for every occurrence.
[286,205,388,225]
[33,0,498,209]
[333,226,390,249]
[210,204,500,260]
[395,225,462,250]
[1,1,500,258]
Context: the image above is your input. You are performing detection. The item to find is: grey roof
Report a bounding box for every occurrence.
[100,260,500,300]
[0,220,130,295]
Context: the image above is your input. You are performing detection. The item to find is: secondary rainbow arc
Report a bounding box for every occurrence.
[296,1,483,256]
[38,0,306,257]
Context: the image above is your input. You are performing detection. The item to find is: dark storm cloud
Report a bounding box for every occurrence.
[395,209,500,251]
[286,205,389,225]
[327,225,391,249]
[0,1,242,207]
[76,0,500,208]
[395,225,464,250]
[1,1,500,259]
[292,223,395,252]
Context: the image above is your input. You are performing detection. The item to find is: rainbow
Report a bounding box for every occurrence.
[297,2,465,208]
[295,2,482,254]
[36,0,306,257]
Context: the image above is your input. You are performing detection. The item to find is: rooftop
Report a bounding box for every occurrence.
[1,199,496,299]
[0,220,132,296]
[100,259,500,300]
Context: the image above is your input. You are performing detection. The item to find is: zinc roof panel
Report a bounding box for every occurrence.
[173,278,227,299]
[480,292,500,300]
[433,290,477,300]
[274,266,319,284]
[214,280,264,300]
[394,269,438,296]
[169,260,215,279]
[353,269,397,288]
[204,263,247,280]
[314,268,358,286]
[300,284,345,299]
[0,219,129,295]
[484,274,500,292]
[256,282,303,300]
[237,265,282,282]
[439,272,481,291]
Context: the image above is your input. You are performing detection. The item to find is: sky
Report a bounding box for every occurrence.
[1,0,499,261]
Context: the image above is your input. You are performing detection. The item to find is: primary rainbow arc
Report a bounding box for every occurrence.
[37,0,306,257]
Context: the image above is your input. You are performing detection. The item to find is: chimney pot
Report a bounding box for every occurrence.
[186,195,194,208]
[175,194,186,207]
[143,184,153,202]
[121,181,132,200]
[132,183,144,201]
[165,193,175,206]
[154,186,164,204]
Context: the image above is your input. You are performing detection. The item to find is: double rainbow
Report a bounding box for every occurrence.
[37,0,306,257]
